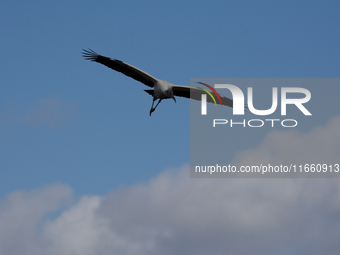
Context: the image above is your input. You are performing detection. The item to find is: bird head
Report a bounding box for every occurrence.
[165,89,176,103]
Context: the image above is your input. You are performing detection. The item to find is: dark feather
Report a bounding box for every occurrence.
[82,49,157,88]
[144,90,154,96]
[172,86,233,107]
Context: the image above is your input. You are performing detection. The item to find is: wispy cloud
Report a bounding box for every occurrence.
[0,97,78,127]
[24,98,78,127]
[1,117,340,255]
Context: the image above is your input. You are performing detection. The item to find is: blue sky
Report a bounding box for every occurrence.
[0,1,340,254]
[1,0,338,196]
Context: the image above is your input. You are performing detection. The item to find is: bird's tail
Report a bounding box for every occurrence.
[144,90,154,96]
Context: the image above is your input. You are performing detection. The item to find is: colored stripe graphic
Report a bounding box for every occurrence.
[198,88,217,105]
[197,82,223,106]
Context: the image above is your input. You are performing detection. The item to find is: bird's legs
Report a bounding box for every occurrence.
[150,98,163,116]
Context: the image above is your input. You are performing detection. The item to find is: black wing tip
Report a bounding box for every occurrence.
[82,48,99,61]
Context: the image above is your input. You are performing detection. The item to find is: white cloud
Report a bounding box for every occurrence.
[1,117,340,255]
[43,195,107,255]
[231,116,340,167]
[0,184,72,255]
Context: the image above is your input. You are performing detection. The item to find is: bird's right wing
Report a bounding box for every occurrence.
[172,85,233,107]
[82,49,158,88]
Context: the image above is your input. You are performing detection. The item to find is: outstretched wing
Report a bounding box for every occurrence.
[82,49,158,88]
[172,85,233,107]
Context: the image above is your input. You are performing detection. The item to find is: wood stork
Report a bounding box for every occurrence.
[82,49,233,116]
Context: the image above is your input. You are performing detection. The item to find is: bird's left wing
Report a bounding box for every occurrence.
[172,85,233,107]
[82,49,158,88]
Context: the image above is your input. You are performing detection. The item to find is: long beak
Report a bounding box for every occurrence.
[171,95,176,103]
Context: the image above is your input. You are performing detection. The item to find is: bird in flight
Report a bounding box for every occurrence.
[82,49,233,116]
